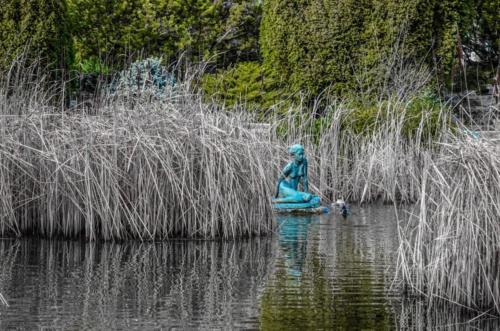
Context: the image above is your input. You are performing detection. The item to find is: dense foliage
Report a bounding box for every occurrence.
[0,0,497,105]
[260,0,497,98]
[0,0,74,78]
[67,0,261,70]
[202,61,285,112]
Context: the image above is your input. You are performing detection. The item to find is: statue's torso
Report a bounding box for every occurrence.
[283,161,305,190]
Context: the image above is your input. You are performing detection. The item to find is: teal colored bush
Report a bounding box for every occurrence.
[111,58,176,100]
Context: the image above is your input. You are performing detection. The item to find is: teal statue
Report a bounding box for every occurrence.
[273,144,327,213]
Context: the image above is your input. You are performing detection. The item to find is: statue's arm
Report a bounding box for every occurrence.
[279,162,292,180]
[275,162,292,198]
[303,159,309,192]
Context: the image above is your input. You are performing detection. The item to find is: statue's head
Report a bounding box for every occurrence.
[289,144,305,163]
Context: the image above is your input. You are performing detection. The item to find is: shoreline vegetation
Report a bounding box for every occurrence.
[0,62,279,240]
[398,139,500,315]
[1,58,500,316]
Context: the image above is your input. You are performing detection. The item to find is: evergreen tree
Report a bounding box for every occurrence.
[210,1,262,69]
[260,0,481,97]
[68,0,261,69]
[0,0,74,77]
[68,0,160,67]
[467,0,499,63]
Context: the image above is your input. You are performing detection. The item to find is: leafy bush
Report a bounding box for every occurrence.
[0,0,74,79]
[75,57,110,75]
[342,91,447,140]
[201,61,288,114]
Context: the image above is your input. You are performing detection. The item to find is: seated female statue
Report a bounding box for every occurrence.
[273,144,320,207]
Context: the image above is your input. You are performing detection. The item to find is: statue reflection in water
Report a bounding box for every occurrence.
[276,214,318,279]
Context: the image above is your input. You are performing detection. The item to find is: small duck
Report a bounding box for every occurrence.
[331,199,351,217]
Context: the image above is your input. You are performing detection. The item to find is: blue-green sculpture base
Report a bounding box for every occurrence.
[273,206,329,215]
[273,196,328,214]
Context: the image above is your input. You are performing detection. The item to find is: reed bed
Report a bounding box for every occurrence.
[0,69,280,240]
[0,59,455,241]
[397,138,500,315]
[270,97,451,203]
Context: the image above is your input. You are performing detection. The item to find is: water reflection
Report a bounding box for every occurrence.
[261,209,398,330]
[1,206,500,329]
[0,238,273,330]
[398,299,500,330]
[276,215,315,279]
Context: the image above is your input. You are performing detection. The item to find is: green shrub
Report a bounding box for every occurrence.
[74,57,110,75]
[68,0,261,70]
[260,0,482,98]
[0,0,74,78]
[201,61,288,115]
[341,91,446,140]
[403,91,446,139]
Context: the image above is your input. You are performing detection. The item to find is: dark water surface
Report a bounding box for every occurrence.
[1,206,499,330]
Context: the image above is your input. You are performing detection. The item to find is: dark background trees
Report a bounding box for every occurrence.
[66,0,261,71]
[260,0,498,98]
[0,0,74,79]
[0,0,497,102]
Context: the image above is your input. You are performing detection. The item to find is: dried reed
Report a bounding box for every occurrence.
[0,292,8,306]
[270,96,451,203]
[0,64,279,240]
[397,138,500,314]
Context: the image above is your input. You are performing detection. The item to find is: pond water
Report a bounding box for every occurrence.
[0,206,499,330]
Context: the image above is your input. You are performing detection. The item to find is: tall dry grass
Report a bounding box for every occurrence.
[269,96,451,204]
[397,138,500,314]
[0,62,280,240]
[0,58,455,239]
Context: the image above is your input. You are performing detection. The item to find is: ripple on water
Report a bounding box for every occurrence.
[0,206,499,329]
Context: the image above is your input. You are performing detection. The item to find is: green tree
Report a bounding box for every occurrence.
[0,0,74,78]
[202,61,285,111]
[68,0,261,70]
[260,0,369,98]
[210,1,262,69]
[68,0,161,67]
[260,0,480,97]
